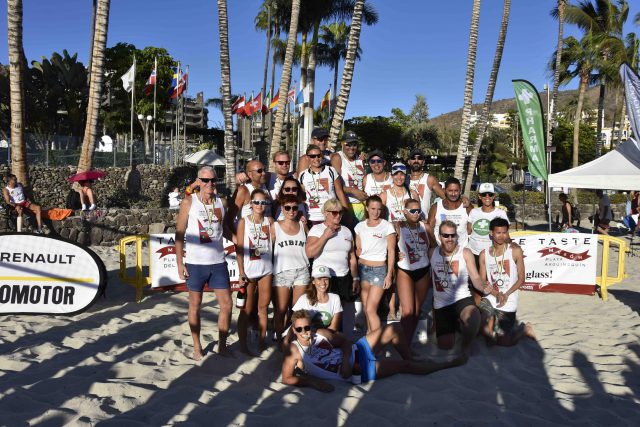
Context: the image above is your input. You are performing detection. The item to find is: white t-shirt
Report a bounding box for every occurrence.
[467,207,509,255]
[354,219,395,262]
[292,293,343,327]
[308,223,353,277]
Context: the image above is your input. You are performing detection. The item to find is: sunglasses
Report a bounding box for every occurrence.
[345,142,358,147]
[314,136,329,141]
[307,153,322,159]
[440,233,457,239]
[406,208,421,215]
[411,156,424,161]
[294,325,311,333]
[369,159,384,164]
[252,200,270,206]
[327,210,343,216]
[283,205,299,212]
[250,168,265,174]
[275,160,291,166]
[198,177,215,183]
[480,192,495,197]
[282,186,298,193]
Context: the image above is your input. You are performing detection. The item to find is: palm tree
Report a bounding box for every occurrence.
[7,0,28,186]
[549,0,567,157]
[453,0,481,181]
[270,0,301,157]
[327,0,366,146]
[463,0,511,196]
[78,0,110,172]
[317,21,362,104]
[216,0,238,192]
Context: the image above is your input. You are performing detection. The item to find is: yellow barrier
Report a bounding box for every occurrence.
[510,231,628,301]
[119,234,151,303]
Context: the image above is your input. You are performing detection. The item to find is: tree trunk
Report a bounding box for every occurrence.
[610,88,620,149]
[463,0,510,196]
[571,73,588,204]
[270,22,279,99]
[216,0,237,192]
[78,0,110,172]
[595,82,605,156]
[7,0,28,186]
[328,0,365,146]
[270,0,300,159]
[260,6,272,142]
[300,31,308,91]
[87,0,97,87]
[549,0,565,150]
[333,58,339,104]
[453,0,481,181]
[306,20,320,109]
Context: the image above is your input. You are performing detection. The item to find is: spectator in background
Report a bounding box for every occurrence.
[595,190,612,235]
[3,173,44,233]
[125,161,142,197]
[168,186,181,209]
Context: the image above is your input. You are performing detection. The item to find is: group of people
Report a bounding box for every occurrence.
[174,128,536,388]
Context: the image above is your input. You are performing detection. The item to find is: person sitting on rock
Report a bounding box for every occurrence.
[76,180,96,211]
[2,173,43,234]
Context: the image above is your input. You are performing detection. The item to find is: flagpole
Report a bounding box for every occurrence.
[153,56,157,165]
[183,65,189,161]
[130,55,136,167]
[176,62,181,164]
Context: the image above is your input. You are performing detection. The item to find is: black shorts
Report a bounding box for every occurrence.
[330,273,358,303]
[397,266,429,283]
[479,298,517,334]
[434,296,476,337]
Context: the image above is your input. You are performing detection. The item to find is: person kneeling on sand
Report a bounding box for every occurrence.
[478,218,535,346]
[281,310,465,392]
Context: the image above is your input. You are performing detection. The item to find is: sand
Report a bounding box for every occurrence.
[1,238,639,426]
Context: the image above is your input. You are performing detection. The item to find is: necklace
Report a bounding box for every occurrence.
[440,245,457,289]
[249,214,264,257]
[308,168,322,206]
[410,173,425,202]
[371,172,388,195]
[199,194,216,235]
[491,243,507,290]
[404,222,424,262]
[391,187,406,220]
[343,152,363,188]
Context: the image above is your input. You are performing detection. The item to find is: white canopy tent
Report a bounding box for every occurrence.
[548,138,640,190]
[184,149,225,166]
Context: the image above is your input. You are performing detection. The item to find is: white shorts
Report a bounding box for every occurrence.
[273,267,310,288]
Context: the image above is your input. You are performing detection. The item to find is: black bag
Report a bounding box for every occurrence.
[66,189,82,210]
[572,204,581,221]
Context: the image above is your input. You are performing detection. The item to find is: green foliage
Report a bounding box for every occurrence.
[551,117,597,172]
[477,128,514,182]
[344,115,403,160]
[390,94,440,158]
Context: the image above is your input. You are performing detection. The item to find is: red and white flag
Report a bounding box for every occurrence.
[232,96,245,114]
[143,59,157,96]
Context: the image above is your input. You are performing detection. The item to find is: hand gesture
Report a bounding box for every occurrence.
[383,274,393,290]
[322,225,339,239]
[179,264,189,281]
[496,292,507,308]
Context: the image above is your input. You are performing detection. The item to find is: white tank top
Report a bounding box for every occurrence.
[273,222,309,273]
[338,151,365,203]
[242,215,273,279]
[434,200,469,247]
[364,173,392,196]
[408,173,432,215]
[185,194,226,265]
[299,166,338,222]
[430,245,471,309]
[240,183,272,218]
[397,222,430,271]
[484,244,519,312]
[6,184,26,204]
[294,333,355,381]
[385,187,410,222]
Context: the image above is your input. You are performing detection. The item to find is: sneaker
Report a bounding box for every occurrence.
[89,204,96,211]
[81,204,88,211]
[35,229,44,235]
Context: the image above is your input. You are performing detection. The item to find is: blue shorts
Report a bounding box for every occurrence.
[358,264,387,288]
[185,262,230,292]
[355,336,377,382]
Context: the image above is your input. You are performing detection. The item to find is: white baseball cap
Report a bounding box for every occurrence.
[311,265,331,278]
[478,183,495,194]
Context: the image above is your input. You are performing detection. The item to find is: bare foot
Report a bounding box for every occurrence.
[524,322,536,340]
[192,350,204,361]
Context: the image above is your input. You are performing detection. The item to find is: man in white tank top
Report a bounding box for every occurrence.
[229,160,271,226]
[331,131,368,225]
[362,150,392,197]
[478,217,535,346]
[427,177,472,247]
[406,148,446,216]
[175,166,233,359]
[2,174,44,233]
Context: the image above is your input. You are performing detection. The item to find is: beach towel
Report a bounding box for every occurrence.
[42,208,73,221]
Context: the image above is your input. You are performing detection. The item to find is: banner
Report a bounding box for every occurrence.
[149,234,239,290]
[512,233,597,295]
[512,80,548,180]
[620,63,640,143]
[0,233,107,315]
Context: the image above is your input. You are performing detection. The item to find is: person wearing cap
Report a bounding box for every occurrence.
[380,162,420,223]
[331,130,368,227]
[406,148,447,216]
[298,145,350,226]
[291,265,343,332]
[427,177,473,247]
[281,309,467,392]
[362,149,392,197]
[295,127,334,176]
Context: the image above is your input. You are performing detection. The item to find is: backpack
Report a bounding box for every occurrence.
[572,204,581,221]
[66,189,82,210]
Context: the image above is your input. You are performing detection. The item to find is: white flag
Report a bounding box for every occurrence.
[121,61,136,92]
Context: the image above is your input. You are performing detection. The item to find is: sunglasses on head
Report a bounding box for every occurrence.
[411,156,424,161]
[283,205,299,212]
[406,208,421,215]
[480,192,495,197]
[307,153,322,159]
[440,233,457,238]
[282,186,298,193]
[369,159,384,164]
[327,210,343,216]
[252,200,270,206]
[198,177,215,183]
[275,160,291,166]
[250,168,265,174]
[294,325,311,333]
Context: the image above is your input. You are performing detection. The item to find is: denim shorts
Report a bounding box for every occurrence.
[358,264,387,288]
[273,267,310,288]
[185,262,230,292]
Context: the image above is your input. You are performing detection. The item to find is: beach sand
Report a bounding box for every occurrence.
[1,238,639,426]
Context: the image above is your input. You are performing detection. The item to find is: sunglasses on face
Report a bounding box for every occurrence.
[406,208,421,215]
[252,200,270,206]
[314,136,329,141]
[275,160,291,166]
[327,210,343,216]
[282,186,298,193]
[480,192,495,197]
[411,156,424,161]
[283,205,299,212]
[198,177,215,183]
[308,153,322,159]
[369,159,384,164]
[294,325,311,333]
[345,142,358,148]
[440,233,457,239]
[250,168,265,174]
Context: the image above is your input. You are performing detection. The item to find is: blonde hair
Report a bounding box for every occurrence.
[322,198,343,214]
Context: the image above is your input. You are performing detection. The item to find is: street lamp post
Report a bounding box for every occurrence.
[137,114,153,164]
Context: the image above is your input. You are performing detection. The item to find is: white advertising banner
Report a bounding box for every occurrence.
[512,233,598,295]
[149,234,239,290]
[0,233,107,315]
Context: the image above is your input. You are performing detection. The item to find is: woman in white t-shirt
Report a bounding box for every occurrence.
[292,264,343,331]
[236,189,274,355]
[355,195,396,332]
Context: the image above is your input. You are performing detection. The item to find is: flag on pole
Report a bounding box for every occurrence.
[244,94,254,116]
[178,71,188,96]
[250,92,263,115]
[121,61,136,92]
[269,90,280,110]
[320,88,331,110]
[512,80,548,180]
[143,64,157,96]
[232,95,245,115]
[169,67,181,99]
[262,90,270,114]
[287,87,296,103]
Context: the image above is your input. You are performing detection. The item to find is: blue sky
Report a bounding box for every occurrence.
[1,0,638,128]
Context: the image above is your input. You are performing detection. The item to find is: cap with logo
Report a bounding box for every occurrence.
[311,265,332,278]
[311,127,329,139]
[341,130,359,143]
[391,162,407,175]
[478,183,495,194]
